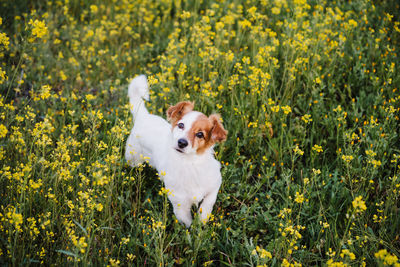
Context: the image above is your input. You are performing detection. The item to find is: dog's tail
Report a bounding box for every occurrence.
[128,75,150,118]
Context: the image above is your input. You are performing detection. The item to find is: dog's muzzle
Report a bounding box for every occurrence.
[178,138,188,149]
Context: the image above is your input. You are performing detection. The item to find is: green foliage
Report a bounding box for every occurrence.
[0,0,399,266]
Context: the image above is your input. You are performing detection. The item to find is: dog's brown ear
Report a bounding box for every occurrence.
[167,101,194,125]
[209,114,227,143]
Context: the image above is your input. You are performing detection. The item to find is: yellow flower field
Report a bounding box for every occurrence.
[0,0,399,265]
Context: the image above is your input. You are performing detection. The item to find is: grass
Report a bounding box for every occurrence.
[0,0,400,266]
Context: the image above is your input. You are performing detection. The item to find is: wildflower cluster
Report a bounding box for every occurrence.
[28,19,48,42]
[375,249,400,266]
[1,0,399,265]
[352,196,367,214]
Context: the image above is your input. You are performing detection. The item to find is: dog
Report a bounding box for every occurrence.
[125,75,227,227]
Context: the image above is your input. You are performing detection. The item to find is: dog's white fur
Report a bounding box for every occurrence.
[125,75,226,227]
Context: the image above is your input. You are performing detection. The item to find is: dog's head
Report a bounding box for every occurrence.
[167,101,227,155]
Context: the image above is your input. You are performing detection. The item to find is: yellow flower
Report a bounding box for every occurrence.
[28,19,48,41]
[271,105,280,112]
[59,70,67,81]
[242,56,250,65]
[253,246,272,259]
[158,187,172,196]
[177,63,187,76]
[282,259,290,267]
[341,155,354,163]
[95,203,103,211]
[259,248,272,259]
[109,258,120,267]
[368,159,382,168]
[0,67,6,84]
[348,19,358,28]
[340,249,356,260]
[29,179,43,190]
[281,105,292,115]
[6,208,23,232]
[238,19,252,29]
[126,253,136,261]
[312,144,323,153]
[86,94,96,101]
[0,124,7,138]
[215,21,224,31]
[180,11,191,19]
[327,259,348,267]
[352,196,367,214]
[271,7,281,15]
[151,219,165,230]
[294,192,305,204]
[312,168,321,175]
[365,150,377,157]
[282,259,301,267]
[120,237,130,245]
[90,5,98,13]
[0,32,10,49]
[375,249,400,266]
[321,221,330,228]
[293,145,304,156]
[301,114,312,124]
[314,77,322,84]
[39,85,51,100]
[225,50,234,62]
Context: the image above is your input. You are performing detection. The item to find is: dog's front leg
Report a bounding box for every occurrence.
[199,188,219,223]
[171,201,192,228]
[125,135,144,167]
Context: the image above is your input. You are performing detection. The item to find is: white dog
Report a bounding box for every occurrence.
[125,75,227,227]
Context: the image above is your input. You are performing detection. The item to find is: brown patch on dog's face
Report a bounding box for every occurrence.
[167,101,194,127]
[189,115,213,154]
[189,113,228,154]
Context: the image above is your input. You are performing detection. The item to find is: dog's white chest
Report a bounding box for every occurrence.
[162,157,221,204]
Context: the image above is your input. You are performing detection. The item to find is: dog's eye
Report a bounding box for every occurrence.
[177,123,184,129]
[196,132,204,139]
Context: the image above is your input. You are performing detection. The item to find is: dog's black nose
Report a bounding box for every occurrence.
[178,138,188,149]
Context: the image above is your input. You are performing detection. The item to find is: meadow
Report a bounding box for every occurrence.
[0,0,400,265]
